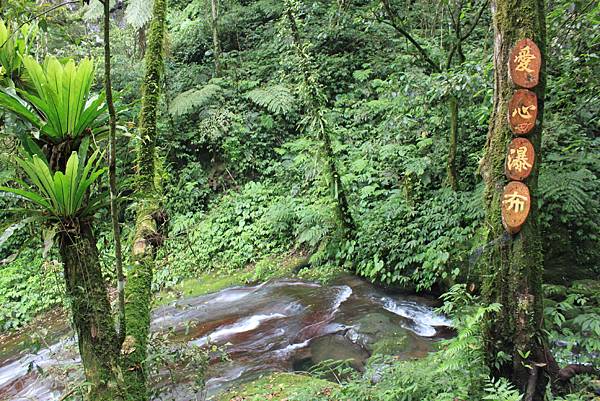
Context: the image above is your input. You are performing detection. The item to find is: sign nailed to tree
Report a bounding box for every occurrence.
[501,181,531,234]
[505,138,535,181]
[501,38,541,235]
[509,39,541,88]
[508,89,538,135]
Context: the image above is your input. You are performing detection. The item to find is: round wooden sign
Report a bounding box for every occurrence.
[508,89,538,135]
[509,39,541,88]
[501,181,531,234]
[505,138,535,181]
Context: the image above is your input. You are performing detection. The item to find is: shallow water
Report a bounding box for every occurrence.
[0,274,452,400]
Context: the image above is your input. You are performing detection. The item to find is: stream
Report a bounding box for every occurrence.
[0,274,453,400]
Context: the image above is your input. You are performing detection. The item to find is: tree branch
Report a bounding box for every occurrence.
[460,0,489,42]
[380,0,441,73]
[0,1,80,49]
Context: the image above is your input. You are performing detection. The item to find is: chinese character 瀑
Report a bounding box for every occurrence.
[512,104,536,119]
[514,45,536,73]
[507,146,532,173]
[503,191,528,213]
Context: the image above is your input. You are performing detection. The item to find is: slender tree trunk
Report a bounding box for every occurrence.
[447,95,459,190]
[210,0,221,76]
[285,4,356,238]
[103,0,125,345]
[59,219,121,401]
[480,0,548,398]
[121,0,167,399]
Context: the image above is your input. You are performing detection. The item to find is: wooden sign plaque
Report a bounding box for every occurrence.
[501,181,531,234]
[508,89,538,135]
[505,138,535,181]
[509,39,541,88]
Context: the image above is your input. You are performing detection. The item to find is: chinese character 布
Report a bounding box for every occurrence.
[507,146,532,173]
[514,45,536,73]
[512,104,536,119]
[503,191,528,212]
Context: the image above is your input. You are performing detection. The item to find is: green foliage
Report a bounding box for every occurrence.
[0,56,106,142]
[168,83,222,116]
[543,282,600,367]
[0,250,63,330]
[0,19,37,84]
[0,149,107,219]
[353,188,483,289]
[246,84,295,115]
[125,0,155,29]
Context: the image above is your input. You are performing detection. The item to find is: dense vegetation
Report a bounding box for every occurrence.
[0,0,598,400]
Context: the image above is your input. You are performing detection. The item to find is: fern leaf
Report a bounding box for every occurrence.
[246,85,295,115]
[82,0,116,21]
[169,84,222,116]
[125,0,155,29]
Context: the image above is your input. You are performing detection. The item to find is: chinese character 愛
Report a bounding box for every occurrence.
[514,45,536,73]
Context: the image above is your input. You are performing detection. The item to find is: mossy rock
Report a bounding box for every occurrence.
[217,372,337,401]
[371,334,409,357]
[309,334,370,372]
[352,312,409,351]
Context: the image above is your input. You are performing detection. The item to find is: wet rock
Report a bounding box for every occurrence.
[371,335,409,357]
[350,312,409,351]
[309,334,370,372]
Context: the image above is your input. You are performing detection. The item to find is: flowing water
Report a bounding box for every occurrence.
[0,274,453,400]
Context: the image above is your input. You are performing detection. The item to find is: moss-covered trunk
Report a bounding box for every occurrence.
[285,2,356,238]
[59,218,121,401]
[120,0,167,399]
[447,95,459,191]
[480,0,548,398]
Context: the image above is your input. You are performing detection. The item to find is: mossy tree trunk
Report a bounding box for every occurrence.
[210,0,221,76]
[480,0,549,398]
[59,218,122,401]
[120,0,167,399]
[285,3,356,238]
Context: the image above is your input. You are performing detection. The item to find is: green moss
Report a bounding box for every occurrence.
[155,253,306,306]
[217,372,336,401]
[155,270,252,306]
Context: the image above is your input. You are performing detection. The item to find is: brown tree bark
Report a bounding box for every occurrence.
[210,0,222,76]
[59,219,121,401]
[480,0,549,398]
[102,0,126,346]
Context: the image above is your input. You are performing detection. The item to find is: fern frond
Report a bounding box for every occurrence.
[82,0,116,21]
[125,0,155,29]
[169,84,222,116]
[246,85,295,115]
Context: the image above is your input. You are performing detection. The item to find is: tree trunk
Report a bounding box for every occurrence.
[121,0,168,399]
[210,0,221,76]
[285,3,356,238]
[447,95,459,191]
[480,0,548,398]
[59,219,121,401]
[103,0,125,345]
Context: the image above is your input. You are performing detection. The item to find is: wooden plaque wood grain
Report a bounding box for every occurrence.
[501,181,531,234]
[509,39,541,88]
[508,89,538,135]
[505,138,535,181]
